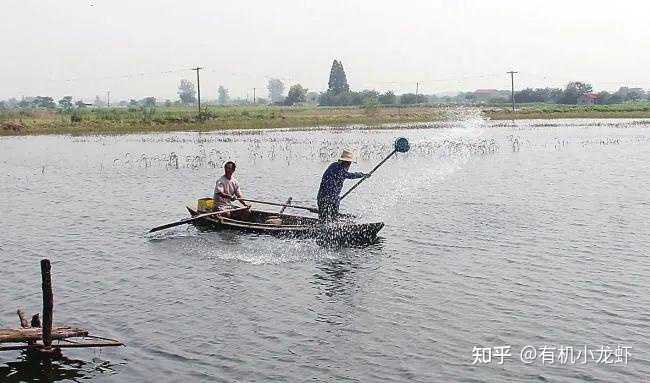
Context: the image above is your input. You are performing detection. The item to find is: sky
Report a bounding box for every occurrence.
[2,0,649,102]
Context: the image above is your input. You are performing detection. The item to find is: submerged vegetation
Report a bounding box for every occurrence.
[2,102,650,136]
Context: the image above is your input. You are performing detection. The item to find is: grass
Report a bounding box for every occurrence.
[2,102,650,136]
[485,101,650,120]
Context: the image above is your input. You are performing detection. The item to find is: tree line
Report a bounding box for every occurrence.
[512,83,648,105]
[2,60,649,109]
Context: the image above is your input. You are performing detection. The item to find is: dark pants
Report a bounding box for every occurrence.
[318,198,339,222]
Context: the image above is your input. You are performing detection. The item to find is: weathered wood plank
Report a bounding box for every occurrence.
[0,340,123,351]
[0,326,88,343]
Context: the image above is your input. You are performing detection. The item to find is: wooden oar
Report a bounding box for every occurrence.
[148,206,249,233]
[340,137,410,201]
[239,198,319,214]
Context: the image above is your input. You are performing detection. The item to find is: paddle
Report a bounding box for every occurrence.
[339,137,410,201]
[148,206,249,233]
[239,198,319,214]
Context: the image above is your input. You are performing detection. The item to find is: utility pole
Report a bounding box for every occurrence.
[507,71,518,112]
[416,82,419,96]
[106,90,110,108]
[191,67,203,118]
[253,88,256,104]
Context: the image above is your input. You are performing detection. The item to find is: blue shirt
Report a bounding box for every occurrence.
[317,162,364,202]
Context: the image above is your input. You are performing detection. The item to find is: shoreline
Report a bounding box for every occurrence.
[2,105,650,136]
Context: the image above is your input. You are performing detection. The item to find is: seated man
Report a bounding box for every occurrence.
[213,161,250,220]
[317,149,369,222]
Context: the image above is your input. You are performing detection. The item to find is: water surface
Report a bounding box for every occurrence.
[1,117,649,382]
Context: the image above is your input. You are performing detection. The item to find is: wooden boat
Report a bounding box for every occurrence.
[186,206,384,245]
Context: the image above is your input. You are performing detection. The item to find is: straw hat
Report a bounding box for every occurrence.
[338,149,355,162]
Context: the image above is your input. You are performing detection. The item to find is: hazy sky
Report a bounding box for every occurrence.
[2,0,649,101]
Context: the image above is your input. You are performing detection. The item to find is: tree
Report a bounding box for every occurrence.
[558,81,592,104]
[18,97,33,108]
[400,93,427,105]
[141,97,156,107]
[94,95,105,107]
[4,98,18,108]
[33,96,56,108]
[58,96,73,110]
[178,79,196,104]
[353,90,379,105]
[217,86,230,105]
[378,91,397,105]
[362,97,380,115]
[615,87,645,102]
[267,78,285,103]
[305,91,320,103]
[284,84,307,106]
[327,60,349,94]
[319,91,352,106]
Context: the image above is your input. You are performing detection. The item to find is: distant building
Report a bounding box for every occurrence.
[578,93,599,105]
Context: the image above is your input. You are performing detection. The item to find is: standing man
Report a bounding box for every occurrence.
[213,161,250,219]
[317,149,369,221]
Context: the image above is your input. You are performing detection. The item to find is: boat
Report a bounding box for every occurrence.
[185,204,384,245]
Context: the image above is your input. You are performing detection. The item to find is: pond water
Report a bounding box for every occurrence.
[1,116,649,382]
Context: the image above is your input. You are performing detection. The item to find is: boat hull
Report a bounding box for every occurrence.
[186,207,383,245]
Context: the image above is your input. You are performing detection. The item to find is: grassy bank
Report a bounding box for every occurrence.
[0,105,445,136]
[485,101,650,120]
[2,102,650,136]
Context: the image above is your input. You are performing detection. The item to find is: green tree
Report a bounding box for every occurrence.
[615,87,645,101]
[400,93,426,105]
[217,86,230,105]
[319,91,353,106]
[267,78,285,103]
[327,60,349,94]
[559,81,592,104]
[378,91,396,105]
[58,96,73,110]
[284,84,307,106]
[178,79,196,104]
[18,98,32,108]
[141,97,156,107]
[32,96,56,108]
[362,97,380,115]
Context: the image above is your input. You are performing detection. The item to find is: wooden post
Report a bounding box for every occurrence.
[16,309,30,328]
[41,259,53,350]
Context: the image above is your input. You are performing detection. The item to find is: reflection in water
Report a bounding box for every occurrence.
[313,260,360,300]
[310,242,382,327]
[0,352,119,382]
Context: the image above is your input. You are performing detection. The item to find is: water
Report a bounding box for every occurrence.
[1,117,649,382]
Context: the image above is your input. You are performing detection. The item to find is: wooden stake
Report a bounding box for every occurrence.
[16,309,30,328]
[41,259,53,350]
